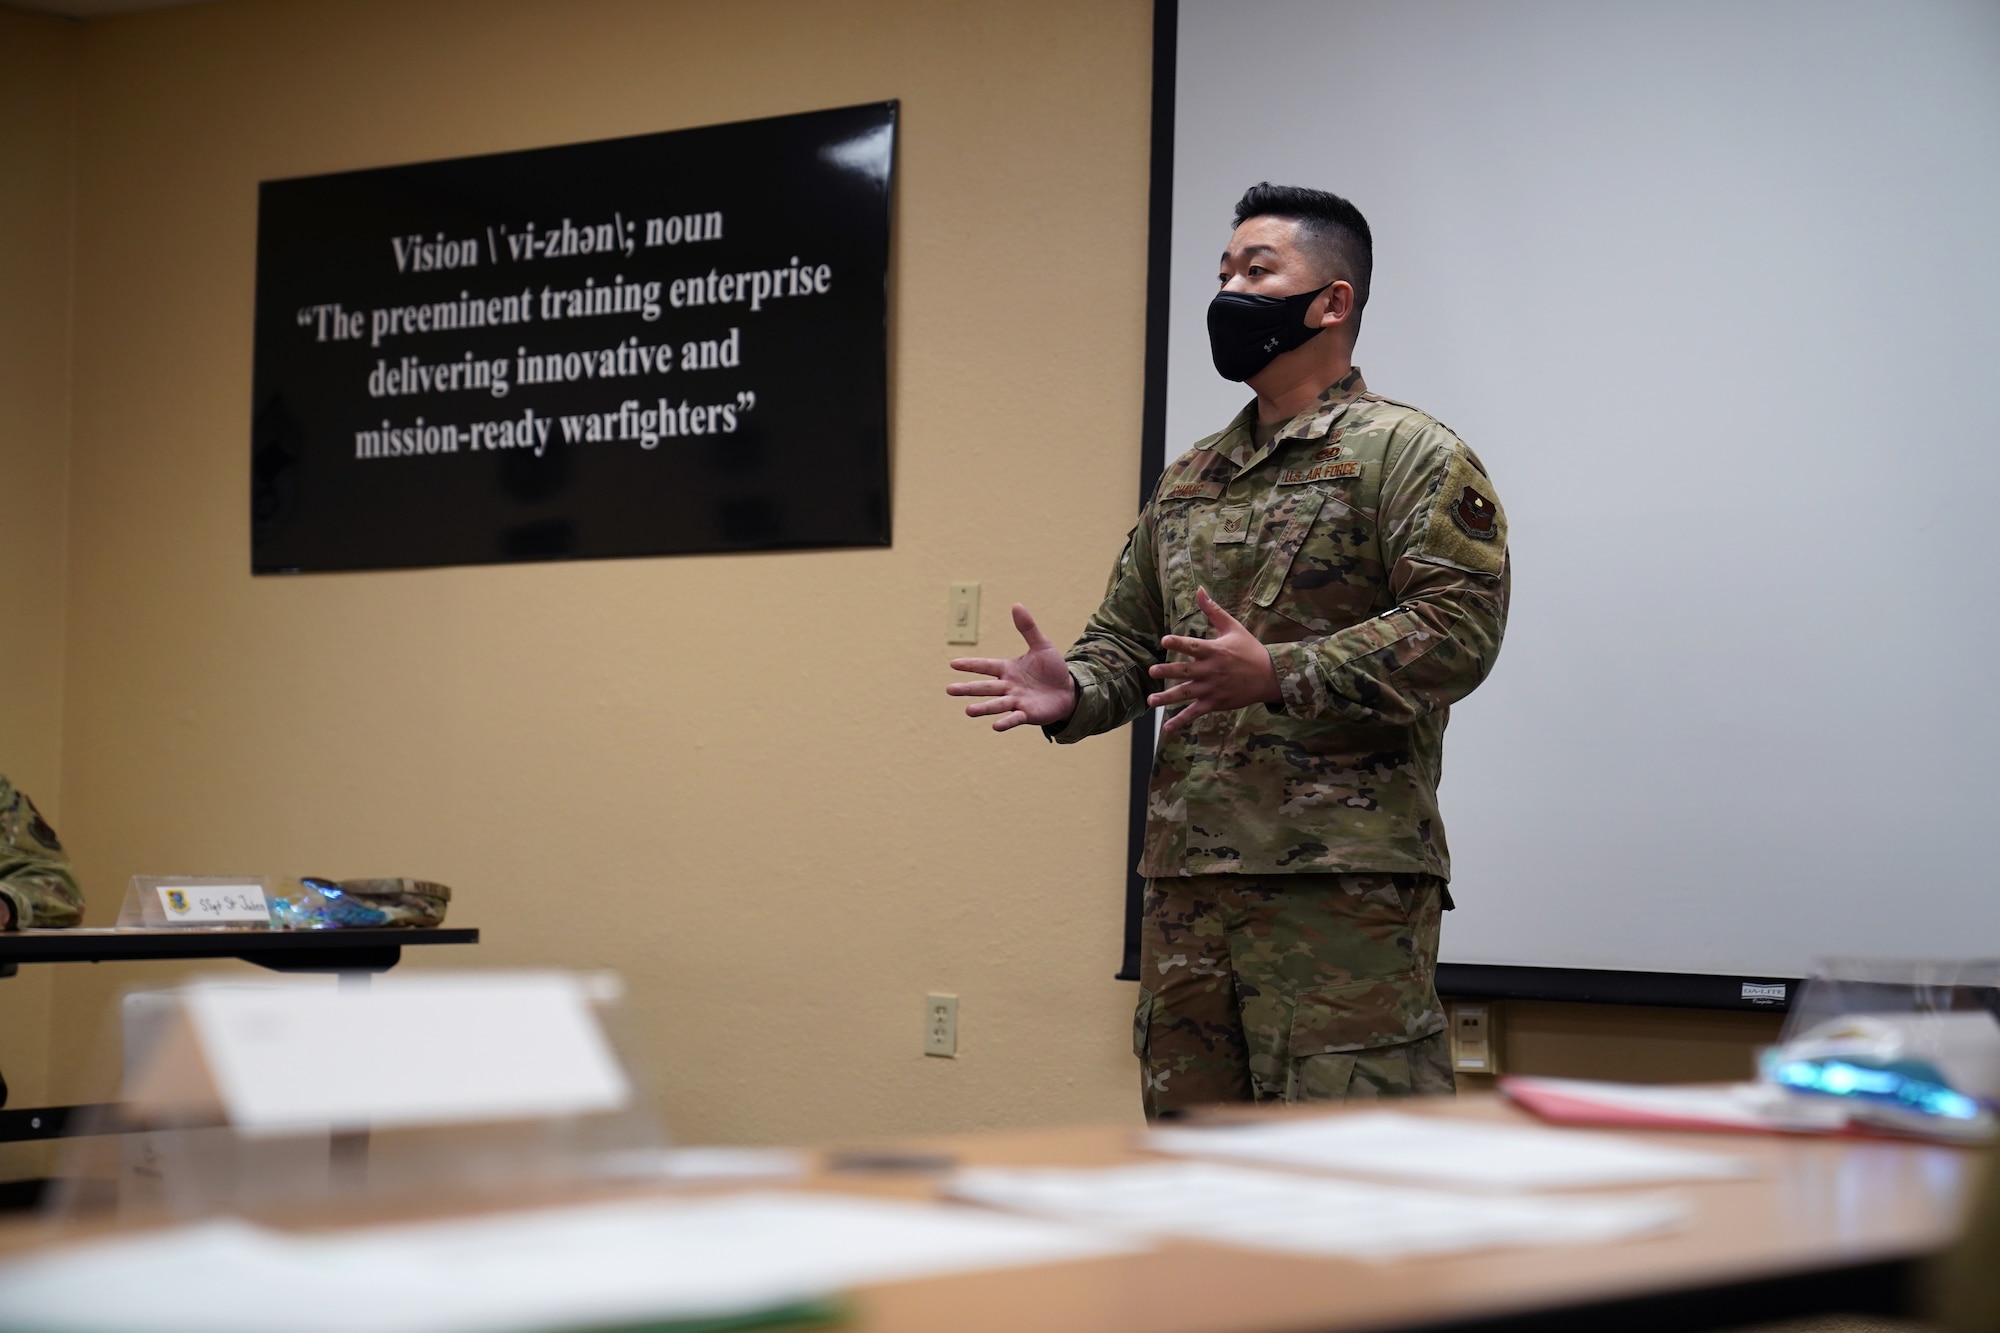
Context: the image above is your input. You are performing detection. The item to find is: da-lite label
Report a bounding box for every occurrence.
[157,883,271,925]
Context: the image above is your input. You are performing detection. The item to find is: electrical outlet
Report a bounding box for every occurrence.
[947,583,980,644]
[1447,1001,1499,1074]
[925,992,958,1057]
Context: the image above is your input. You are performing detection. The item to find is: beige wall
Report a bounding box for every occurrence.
[8,0,1785,1150]
[44,0,1155,1142]
[0,4,77,1166]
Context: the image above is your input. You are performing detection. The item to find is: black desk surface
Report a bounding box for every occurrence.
[0,927,479,973]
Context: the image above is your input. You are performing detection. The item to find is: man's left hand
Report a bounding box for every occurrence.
[1149,587,1284,736]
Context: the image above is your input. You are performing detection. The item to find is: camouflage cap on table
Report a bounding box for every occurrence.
[268,876,451,929]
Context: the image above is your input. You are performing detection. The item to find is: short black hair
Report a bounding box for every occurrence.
[1232,182,1373,323]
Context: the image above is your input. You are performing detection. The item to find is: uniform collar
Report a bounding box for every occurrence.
[1217,367,1369,473]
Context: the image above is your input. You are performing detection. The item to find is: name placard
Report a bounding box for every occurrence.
[156,883,272,925]
[178,973,631,1133]
[252,103,894,573]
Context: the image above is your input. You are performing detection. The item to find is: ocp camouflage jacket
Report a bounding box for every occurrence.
[0,775,82,928]
[1051,370,1510,880]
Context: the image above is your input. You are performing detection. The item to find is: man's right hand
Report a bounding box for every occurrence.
[946,603,1078,733]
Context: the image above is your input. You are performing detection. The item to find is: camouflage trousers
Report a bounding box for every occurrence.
[1133,872,1454,1119]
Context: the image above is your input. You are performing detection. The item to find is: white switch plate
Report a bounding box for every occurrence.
[947,583,980,644]
[925,993,958,1058]
[1447,1001,1498,1074]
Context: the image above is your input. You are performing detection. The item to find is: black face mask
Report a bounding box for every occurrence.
[1206,281,1333,382]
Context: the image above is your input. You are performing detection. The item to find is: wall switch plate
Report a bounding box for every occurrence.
[947,582,980,644]
[1448,1001,1499,1074]
[925,992,958,1057]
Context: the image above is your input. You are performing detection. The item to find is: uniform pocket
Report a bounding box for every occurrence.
[1132,987,1155,1059]
[1255,488,1382,636]
[1249,491,1325,611]
[1287,970,1446,1057]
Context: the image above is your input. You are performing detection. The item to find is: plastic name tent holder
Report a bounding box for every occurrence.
[118,877,276,930]
[1760,957,2000,1142]
[48,971,666,1222]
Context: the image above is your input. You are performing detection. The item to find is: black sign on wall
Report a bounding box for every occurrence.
[251,102,894,574]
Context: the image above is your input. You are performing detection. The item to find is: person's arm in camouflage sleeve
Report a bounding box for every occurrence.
[1265,423,1509,726]
[0,859,84,929]
[0,778,85,929]
[1046,506,1170,742]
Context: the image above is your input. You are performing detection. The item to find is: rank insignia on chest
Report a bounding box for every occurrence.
[1212,504,1253,544]
[1278,460,1362,486]
[1452,485,1499,539]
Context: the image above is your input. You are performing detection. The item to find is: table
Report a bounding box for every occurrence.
[0,926,481,978]
[0,928,480,1147]
[0,1093,1972,1332]
[812,1097,1978,1332]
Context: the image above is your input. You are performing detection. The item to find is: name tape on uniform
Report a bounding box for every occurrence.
[1278,460,1363,486]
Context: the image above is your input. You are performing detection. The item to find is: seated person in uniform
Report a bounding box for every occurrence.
[0,774,82,929]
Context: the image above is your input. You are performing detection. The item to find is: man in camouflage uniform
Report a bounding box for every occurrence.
[0,775,83,929]
[949,184,1508,1117]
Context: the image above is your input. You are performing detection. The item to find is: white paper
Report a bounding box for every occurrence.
[181,972,630,1134]
[952,1162,1687,1261]
[1150,1111,1751,1190]
[0,1192,1140,1333]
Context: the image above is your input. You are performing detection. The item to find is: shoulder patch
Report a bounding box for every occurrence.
[1417,449,1507,575]
[24,798,60,852]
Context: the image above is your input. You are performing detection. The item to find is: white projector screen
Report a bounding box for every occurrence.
[1163,0,2000,978]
